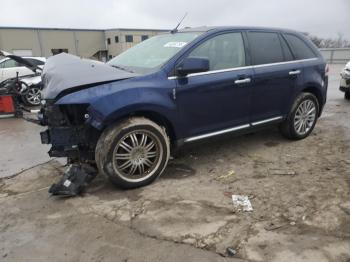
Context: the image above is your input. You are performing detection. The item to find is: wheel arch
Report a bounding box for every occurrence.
[301,85,324,116]
[102,110,177,146]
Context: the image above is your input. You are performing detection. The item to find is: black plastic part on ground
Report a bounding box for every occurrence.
[49,164,97,196]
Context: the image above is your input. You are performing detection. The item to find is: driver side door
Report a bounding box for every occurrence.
[175,32,253,141]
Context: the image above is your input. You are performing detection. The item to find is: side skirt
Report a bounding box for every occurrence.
[175,116,284,147]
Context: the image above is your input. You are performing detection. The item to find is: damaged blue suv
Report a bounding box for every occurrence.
[40,26,328,189]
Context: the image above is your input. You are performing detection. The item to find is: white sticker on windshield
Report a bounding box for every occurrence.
[164,42,188,48]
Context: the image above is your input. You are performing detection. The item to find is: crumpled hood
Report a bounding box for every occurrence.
[0,50,42,73]
[41,53,138,100]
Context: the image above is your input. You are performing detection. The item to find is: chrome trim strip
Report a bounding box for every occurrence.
[184,124,250,142]
[184,116,284,143]
[167,58,318,80]
[251,116,283,126]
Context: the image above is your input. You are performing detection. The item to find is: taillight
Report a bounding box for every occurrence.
[325,64,330,76]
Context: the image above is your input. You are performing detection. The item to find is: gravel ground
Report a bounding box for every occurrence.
[0,64,349,262]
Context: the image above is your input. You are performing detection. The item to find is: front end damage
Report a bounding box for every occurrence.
[39,101,101,195]
[37,53,137,196]
[39,102,100,161]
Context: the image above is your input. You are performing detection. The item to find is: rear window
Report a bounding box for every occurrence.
[284,34,317,60]
[247,32,284,65]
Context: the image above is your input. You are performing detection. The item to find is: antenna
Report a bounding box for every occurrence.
[171,12,188,34]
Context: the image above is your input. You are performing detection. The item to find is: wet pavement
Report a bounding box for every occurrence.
[0,116,51,178]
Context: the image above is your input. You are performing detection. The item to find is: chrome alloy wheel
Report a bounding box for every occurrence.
[293,99,316,136]
[25,87,41,105]
[112,130,162,182]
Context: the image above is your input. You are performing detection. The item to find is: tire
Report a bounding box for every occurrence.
[22,86,41,106]
[279,92,319,140]
[95,117,170,189]
[345,90,350,100]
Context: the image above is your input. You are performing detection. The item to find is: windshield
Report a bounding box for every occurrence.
[107,32,201,74]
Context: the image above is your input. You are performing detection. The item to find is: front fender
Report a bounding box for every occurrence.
[87,88,177,130]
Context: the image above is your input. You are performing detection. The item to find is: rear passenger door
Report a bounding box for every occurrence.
[247,31,303,124]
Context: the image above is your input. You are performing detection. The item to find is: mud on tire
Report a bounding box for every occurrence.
[95,117,170,189]
[279,92,319,140]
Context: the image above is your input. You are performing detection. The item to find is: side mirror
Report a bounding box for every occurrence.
[176,57,209,76]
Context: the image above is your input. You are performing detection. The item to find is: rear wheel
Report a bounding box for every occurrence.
[95,117,170,189]
[280,92,319,140]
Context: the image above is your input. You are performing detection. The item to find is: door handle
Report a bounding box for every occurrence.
[234,78,251,84]
[289,70,301,76]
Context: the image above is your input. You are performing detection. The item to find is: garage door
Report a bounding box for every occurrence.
[12,49,33,56]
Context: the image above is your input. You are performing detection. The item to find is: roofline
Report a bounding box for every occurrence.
[178,26,300,34]
[0,26,169,32]
[105,28,169,32]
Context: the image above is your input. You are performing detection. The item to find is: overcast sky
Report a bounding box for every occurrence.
[1,0,349,39]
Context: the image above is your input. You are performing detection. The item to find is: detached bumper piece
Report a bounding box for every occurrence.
[49,164,97,196]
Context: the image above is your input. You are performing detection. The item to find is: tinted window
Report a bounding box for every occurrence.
[248,32,284,65]
[280,37,294,61]
[188,32,246,71]
[125,35,133,43]
[284,34,316,59]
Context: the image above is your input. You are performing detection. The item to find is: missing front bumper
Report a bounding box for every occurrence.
[49,164,97,196]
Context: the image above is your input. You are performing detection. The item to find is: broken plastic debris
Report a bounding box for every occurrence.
[268,169,296,176]
[216,170,235,180]
[226,247,237,257]
[232,195,253,212]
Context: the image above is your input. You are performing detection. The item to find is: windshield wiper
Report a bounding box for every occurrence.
[111,65,134,73]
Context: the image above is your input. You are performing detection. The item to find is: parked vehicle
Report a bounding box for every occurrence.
[340,61,350,99]
[0,56,45,82]
[0,51,44,106]
[39,26,328,189]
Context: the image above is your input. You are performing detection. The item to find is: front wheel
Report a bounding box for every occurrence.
[280,92,319,140]
[23,86,41,106]
[95,117,170,189]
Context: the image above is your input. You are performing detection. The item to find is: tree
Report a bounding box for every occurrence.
[304,32,350,48]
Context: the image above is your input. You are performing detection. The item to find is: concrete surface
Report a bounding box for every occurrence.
[0,64,349,262]
[0,116,51,178]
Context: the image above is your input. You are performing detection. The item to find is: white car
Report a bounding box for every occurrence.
[0,56,46,82]
[340,61,350,99]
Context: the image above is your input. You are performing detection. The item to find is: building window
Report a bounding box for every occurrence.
[141,35,149,41]
[115,36,119,43]
[107,38,111,45]
[125,35,133,43]
[108,55,113,59]
[51,49,68,55]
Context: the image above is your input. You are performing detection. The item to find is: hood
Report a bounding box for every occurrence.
[41,53,138,100]
[20,75,42,86]
[0,50,42,73]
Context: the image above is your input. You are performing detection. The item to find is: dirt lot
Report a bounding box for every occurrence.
[0,64,349,262]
